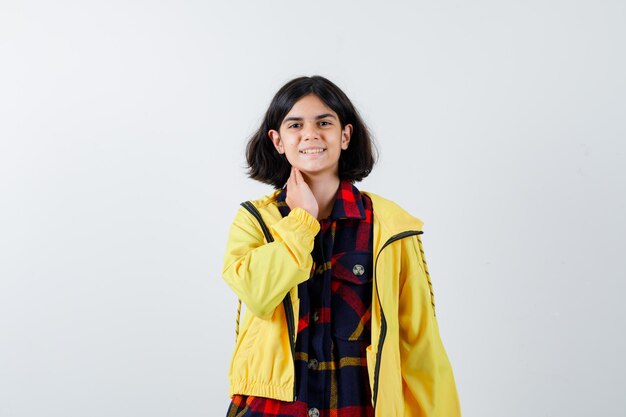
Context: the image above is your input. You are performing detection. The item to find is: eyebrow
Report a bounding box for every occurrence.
[282,113,337,124]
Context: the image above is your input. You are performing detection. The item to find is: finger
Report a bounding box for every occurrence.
[287,166,295,187]
[292,166,298,185]
[294,167,304,184]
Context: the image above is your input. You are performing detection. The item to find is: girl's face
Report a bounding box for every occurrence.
[268,94,352,180]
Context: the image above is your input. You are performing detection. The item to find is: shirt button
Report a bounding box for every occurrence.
[307,358,319,370]
[312,311,320,322]
[308,408,320,417]
[353,264,365,276]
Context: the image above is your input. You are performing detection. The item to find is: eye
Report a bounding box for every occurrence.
[320,121,331,126]
[288,123,301,128]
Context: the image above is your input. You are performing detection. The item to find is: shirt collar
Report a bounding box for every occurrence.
[276,178,366,221]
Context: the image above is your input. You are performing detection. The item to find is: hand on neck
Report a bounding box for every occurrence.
[299,171,341,220]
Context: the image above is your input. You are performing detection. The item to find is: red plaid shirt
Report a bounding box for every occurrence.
[227,179,375,417]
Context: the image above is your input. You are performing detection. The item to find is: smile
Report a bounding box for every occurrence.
[299,148,326,154]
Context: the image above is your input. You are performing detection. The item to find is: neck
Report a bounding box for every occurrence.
[300,171,341,220]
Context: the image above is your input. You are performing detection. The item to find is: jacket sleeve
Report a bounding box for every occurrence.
[398,233,461,416]
[221,205,320,320]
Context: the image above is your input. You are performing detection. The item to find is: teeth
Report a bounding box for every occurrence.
[300,148,325,154]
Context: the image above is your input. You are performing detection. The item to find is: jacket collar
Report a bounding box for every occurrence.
[361,191,424,244]
[252,188,424,243]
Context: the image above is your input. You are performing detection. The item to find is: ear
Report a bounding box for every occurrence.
[268,129,284,154]
[341,124,353,150]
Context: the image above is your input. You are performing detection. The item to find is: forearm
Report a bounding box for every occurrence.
[222,206,320,319]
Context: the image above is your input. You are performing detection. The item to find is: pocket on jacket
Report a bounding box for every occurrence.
[330,250,373,341]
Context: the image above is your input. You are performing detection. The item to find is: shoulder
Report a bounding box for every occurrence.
[247,188,283,208]
[234,188,284,228]
[360,190,424,232]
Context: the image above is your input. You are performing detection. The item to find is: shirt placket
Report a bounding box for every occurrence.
[307,218,334,415]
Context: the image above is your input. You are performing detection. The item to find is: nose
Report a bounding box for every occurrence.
[301,122,320,140]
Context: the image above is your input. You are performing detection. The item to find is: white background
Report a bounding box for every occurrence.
[1,1,625,416]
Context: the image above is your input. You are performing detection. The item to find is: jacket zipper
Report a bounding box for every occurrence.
[372,229,423,412]
[283,295,297,401]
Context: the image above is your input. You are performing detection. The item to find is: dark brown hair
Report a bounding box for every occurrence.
[245,75,378,189]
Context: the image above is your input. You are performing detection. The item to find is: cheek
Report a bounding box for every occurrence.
[283,146,300,162]
[283,139,300,153]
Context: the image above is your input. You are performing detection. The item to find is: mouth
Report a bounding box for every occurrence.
[299,148,326,155]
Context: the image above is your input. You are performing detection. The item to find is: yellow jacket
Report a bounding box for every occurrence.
[221,188,461,416]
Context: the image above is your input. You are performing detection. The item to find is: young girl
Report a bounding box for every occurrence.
[222,76,461,417]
